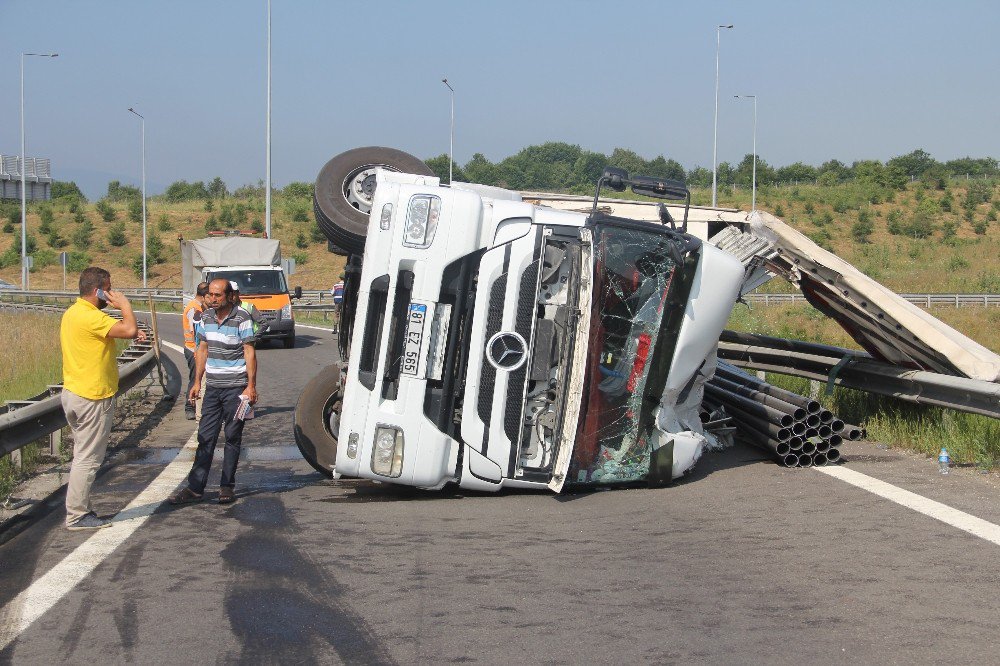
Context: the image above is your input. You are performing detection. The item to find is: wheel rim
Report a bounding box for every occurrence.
[342,164,401,215]
[324,398,342,441]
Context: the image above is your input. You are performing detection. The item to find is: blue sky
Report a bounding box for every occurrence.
[2,0,998,198]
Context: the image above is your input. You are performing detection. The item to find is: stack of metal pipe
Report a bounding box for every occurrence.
[701,362,866,468]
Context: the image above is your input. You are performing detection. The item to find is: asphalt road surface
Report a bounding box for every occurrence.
[0,310,998,664]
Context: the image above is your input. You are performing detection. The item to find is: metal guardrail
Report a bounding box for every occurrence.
[744,292,1000,307]
[5,289,998,308]
[0,310,160,458]
[718,330,1000,419]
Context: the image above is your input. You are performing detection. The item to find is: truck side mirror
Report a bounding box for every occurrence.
[293,286,303,300]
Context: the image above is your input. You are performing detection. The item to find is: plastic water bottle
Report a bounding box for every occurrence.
[937,447,951,475]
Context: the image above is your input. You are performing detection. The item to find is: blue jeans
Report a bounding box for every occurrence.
[187,385,247,493]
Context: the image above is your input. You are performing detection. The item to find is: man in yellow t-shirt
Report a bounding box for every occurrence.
[60,266,146,530]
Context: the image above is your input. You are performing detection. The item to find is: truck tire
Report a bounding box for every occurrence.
[294,364,341,478]
[283,334,295,349]
[313,146,435,255]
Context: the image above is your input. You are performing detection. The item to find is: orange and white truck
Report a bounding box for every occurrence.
[180,236,302,348]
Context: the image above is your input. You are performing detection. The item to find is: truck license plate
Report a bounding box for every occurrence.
[401,303,427,376]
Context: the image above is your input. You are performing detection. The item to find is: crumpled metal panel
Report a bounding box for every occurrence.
[747,210,1000,382]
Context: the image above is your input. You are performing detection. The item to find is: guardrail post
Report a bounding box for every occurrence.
[10,448,21,472]
[49,427,61,456]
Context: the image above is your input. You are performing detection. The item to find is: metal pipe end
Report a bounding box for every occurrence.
[831,419,845,433]
[819,410,834,424]
[787,436,804,451]
[801,441,817,455]
[813,453,829,467]
[797,454,814,468]
[776,441,791,456]
[827,448,842,463]
[814,438,831,453]
[782,453,799,467]
[818,425,832,439]
[792,407,807,421]
[792,422,806,436]
[806,400,822,415]
[829,434,843,448]
[806,414,820,428]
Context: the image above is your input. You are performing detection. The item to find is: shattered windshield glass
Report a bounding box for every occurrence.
[569,224,681,486]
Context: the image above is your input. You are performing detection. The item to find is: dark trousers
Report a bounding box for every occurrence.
[187,385,247,493]
[184,349,196,411]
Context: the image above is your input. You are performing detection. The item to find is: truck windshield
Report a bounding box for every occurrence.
[569,224,682,486]
[208,270,287,296]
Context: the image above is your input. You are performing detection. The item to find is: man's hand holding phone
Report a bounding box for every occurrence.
[101,289,130,311]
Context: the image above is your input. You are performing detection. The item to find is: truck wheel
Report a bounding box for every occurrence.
[294,364,341,478]
[313,146,435,255]
[283,334,295,349]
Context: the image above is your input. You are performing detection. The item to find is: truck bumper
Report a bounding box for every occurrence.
[258,319,295,339]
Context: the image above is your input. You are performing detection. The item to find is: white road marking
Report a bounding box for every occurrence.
[296,323,334,331]
[0,430,199,650]
[816,466,1000,546]
[160,339,184,354]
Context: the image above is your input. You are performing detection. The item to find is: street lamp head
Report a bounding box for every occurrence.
[718,24,734,29]
[442,78,454,92]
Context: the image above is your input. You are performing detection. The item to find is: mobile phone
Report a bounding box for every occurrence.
[96,288,109,301]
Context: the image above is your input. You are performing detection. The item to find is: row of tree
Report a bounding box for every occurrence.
[43,145,999,206]
[425,145,999,193]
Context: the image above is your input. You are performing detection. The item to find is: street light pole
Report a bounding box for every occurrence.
[442,78,454,184]
[20,52,58,291]
[128,107,147,287]
[712,24,733,209]
[265,0,272,238]
[734,95,757,212]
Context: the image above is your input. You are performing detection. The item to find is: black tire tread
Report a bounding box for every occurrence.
[293,364,341,478]
[313,146,434,255]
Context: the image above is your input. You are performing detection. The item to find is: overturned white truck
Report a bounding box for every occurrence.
[293,147,745,491]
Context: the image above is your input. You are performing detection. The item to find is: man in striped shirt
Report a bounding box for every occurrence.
[169,278,257,505]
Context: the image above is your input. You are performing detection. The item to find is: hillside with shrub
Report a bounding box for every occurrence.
[1,145,997,295]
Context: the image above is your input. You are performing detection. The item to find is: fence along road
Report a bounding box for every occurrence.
[0,306,999,662]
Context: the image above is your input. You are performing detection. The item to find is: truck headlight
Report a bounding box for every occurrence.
[280,304,292,319]
[402,195,441,248]
[371,426,404,477]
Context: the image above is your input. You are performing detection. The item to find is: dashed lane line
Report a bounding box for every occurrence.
[0,430,199,651]
[815,465,1000,546]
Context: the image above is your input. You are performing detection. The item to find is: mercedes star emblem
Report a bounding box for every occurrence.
[487,332,527,371]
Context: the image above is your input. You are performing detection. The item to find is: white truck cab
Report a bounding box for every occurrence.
[326,165,745,492]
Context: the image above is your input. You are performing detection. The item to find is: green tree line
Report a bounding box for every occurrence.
[35,145,999,210]
[424,144,999,193]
